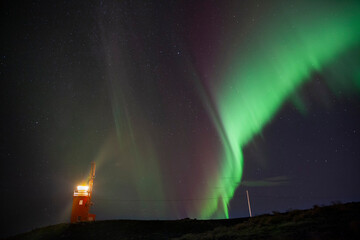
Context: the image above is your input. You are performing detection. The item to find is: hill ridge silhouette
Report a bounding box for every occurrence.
[4,202,360,240]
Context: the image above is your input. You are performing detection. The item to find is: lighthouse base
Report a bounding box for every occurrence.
[70,195,96,223]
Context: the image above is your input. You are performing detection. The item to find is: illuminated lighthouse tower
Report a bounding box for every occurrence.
[70,162,96,223]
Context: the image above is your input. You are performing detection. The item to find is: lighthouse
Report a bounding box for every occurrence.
[70,162,96,223]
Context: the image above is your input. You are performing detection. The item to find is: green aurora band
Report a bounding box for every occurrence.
[201,2,360,218]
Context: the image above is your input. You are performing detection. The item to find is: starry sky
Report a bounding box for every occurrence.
[1,0,360,237]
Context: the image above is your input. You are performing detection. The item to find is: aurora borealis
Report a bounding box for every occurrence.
[2,0,360,237]
[200,1,360,218]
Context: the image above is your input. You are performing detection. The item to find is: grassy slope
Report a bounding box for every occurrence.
[175,202,360,240]
[4,202,360,240]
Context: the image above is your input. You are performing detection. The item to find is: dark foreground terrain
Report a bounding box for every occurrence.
[4,202,360,240]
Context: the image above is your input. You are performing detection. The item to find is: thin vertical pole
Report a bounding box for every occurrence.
[246,190,252,217]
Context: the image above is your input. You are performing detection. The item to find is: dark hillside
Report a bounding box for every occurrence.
[3,218,246,240]
[4,202,360,240]
[175,202,360,240]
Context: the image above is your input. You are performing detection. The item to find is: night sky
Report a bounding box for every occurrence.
[1,0,360,237]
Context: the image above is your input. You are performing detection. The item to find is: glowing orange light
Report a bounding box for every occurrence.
[77,185,89,191]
